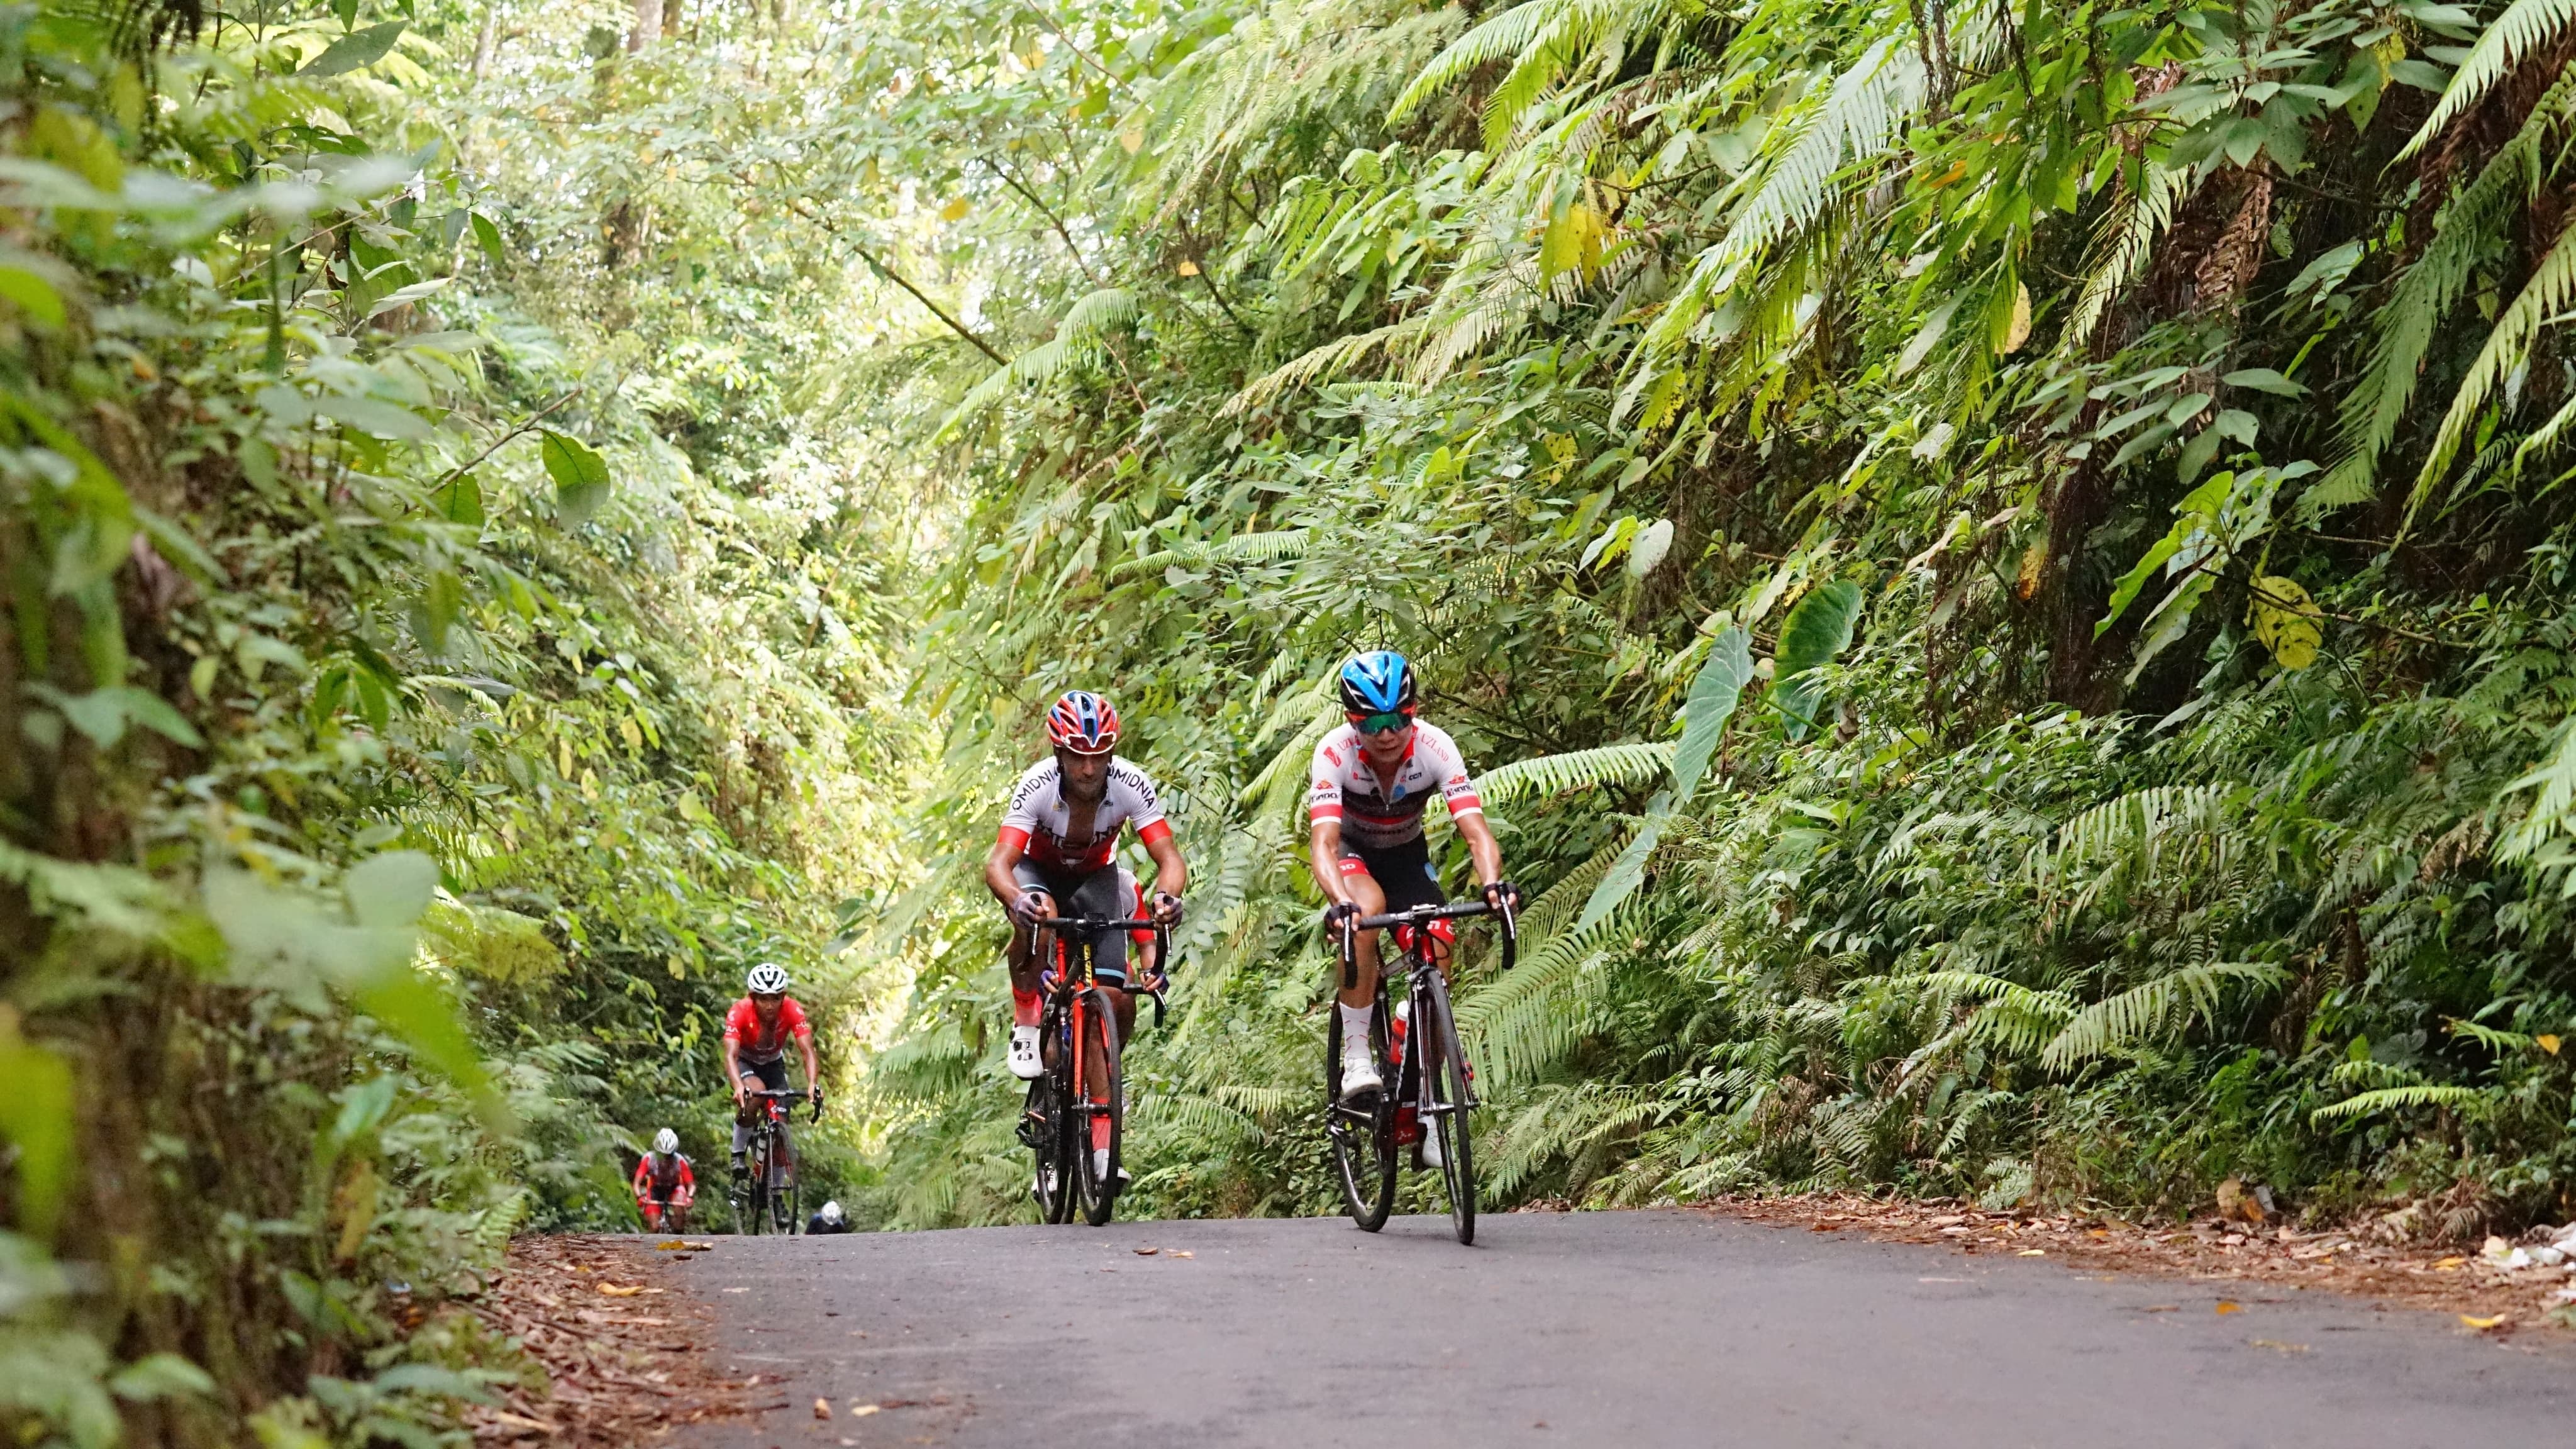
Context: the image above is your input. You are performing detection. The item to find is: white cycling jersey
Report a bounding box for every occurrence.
[1307,720,1484,850]
[997,756,1172,874]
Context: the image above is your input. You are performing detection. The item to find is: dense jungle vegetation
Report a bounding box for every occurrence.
[9,0,2576,1438]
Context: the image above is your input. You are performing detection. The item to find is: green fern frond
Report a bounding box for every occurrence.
[1389,0,1585,125]
[1478,743,1675,806]
[935,287,1140,438]
[2409,217,2576,514]
[2310,1084,2492,1123]
[1113,529,1311,580]
[2447,1016,2537,1055]
[2061,162,2186,353]
[1222,319,1424,416]
[2397,0,2576,161]
[2038,961,2289,1072]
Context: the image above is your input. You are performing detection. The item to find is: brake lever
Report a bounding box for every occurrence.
[1338,916,1357,991]
[1499,897,1518,972]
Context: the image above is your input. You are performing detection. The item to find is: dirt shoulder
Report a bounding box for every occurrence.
[1699,1193,2576,1337]
[467,1235,769,1445]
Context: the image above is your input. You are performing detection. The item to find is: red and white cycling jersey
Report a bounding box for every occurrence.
[1308,720,1484,850]
[723,996,811,1064]
[997,757,1173,873]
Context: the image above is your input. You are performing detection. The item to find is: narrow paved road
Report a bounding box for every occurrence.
[655,1210,2568,1448]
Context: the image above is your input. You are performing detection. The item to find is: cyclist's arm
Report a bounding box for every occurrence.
[721,1037,745,1101]
[1307,816,1352,906]
[676,1158,695,1199]
[1142,825,1187,901]
[1454,806,1504,891]
[798,1032,821,1096]
[633,1158,650,1195]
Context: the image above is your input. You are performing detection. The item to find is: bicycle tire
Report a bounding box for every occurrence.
[1326,990,1394,1232]
[1419,968,1477,1245]
[1074,987,1123,1226]
[745,1134,770,1236]
[1026,1072,1075,1224]
[780,1147,801,1235]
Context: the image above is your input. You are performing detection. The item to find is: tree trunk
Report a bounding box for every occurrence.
[627,0,662,52]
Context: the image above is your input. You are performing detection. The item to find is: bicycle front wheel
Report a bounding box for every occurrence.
[1419,969,1477,1245]
[1326,995,1394,1231]
[744,1136,771,1235]
[1026,1073,1075,1224]
[1073,988,1124,1226]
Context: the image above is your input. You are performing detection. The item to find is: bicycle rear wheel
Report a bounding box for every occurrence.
[1418,969,1477,1245]
[1326,993,1394,1231]
[1073,988,1123,1226]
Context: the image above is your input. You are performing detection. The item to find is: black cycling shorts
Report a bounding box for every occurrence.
[1011,860,1136,985]
[1337,834,1446,915]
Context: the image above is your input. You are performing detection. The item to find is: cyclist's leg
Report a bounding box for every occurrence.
[1333,852,1391,1007]
[1006,860,1056,1019]
[1371,836,1455,967]
[733,1056,788,1171]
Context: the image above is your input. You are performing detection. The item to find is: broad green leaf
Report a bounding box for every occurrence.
[316,394,432,441]
[301,22,407,76]
[2222,367,2307,396]
[470,211,504,264]
[344,850,438,929]
[109,1354,215,1402]
[1772,581,1863,740]
[542,430,613,526]
[2249,574,2323,669]
[430,473,484,526]
[353,971,511,1132]
[1672,627,1753,801]
[0,1030,74,1237]
[0,261,67,330]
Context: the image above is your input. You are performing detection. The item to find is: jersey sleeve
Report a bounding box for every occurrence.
[1307,731,1346,824]
[996,763,1046,851]
[1432,729,1484,818]
[783,997,813,1040]
[633,1158,650,1191]
[1119,762,1172,845]
[676,1157,694,1189]
[720,999,748,1042]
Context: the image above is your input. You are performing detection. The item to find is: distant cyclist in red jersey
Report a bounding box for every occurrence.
[721,962,823,1186]
[986,691,1185,1180]
[633,1128,695,1232]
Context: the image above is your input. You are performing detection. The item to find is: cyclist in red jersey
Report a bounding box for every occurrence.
[633,1128,695,1231]
[721,963,823,1189]
[986,691,1185,1179]
[1309,651,1517,1109]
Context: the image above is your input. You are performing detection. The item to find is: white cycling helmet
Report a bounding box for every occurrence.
[745,962,791,994]
[652,1128,678,1155]
[818,1201,845,1227]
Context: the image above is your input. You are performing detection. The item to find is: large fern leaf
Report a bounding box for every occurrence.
[2309,1084,2492,1123]
[1477,741,1675,805]
[2038,961,2289,1071]
[2397,0,2576,161]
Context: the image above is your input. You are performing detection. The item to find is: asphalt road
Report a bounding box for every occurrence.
[653,1209,2570,1448]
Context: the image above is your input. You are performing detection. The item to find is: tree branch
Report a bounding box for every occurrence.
[777,194,1006,365]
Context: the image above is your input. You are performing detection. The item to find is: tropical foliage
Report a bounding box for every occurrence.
[13,0,2576,1437]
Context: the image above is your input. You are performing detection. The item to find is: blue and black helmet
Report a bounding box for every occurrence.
[1337,650,1417,716]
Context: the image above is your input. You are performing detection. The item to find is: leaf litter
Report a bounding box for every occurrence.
[466,1234,762,1445]
[1703,1193,2576,1336]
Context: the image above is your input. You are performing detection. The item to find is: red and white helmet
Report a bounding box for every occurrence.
[1045,690,1121,755]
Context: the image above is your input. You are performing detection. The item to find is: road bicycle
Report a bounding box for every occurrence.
[1326,897,1515,1245]
[1018,913,1172,1226]
[639,1196,691,1234]
[736,1087,815,1235]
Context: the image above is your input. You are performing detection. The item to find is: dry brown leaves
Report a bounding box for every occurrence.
[1702,1193,2576,1337]
[465,1235,764,1446]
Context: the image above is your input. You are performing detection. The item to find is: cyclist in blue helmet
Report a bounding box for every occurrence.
[1307,650,1518,1099]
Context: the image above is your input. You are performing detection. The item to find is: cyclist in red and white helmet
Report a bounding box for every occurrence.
[985,691,1186,1158]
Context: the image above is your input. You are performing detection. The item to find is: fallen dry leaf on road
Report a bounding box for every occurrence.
[1134,1247,1158,1256]
[2214,1301,2242,1314]
[1171,1250,1194,1258]
[814,1398,831,1419]
[2460,1314,2509,1331]
[596,1284,648,1297]
[2249,1340,2309,1353]
[2434,1257,2467,1270]
[2018,1249,2046,1257]
[848,1404,881,1418]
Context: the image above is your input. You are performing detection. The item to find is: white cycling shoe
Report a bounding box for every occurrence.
[1421,1119,1445,1169]
[1090,1148,1131,1187]
[1007,1025,1044,1080]
[1339,1045,1382,1099]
